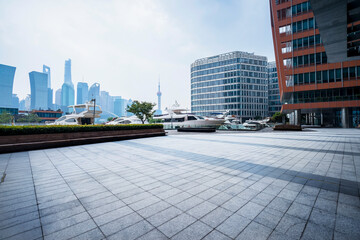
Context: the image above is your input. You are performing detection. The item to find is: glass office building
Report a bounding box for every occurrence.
[29,71,49,110]
[77,82,89,104]
[89,83,100,102]
[0,64,16,108]
[191,51,268,120]
[267,61,281,116]
[270,0,360,127]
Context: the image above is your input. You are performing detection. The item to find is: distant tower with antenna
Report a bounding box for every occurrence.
[155,79,162,115]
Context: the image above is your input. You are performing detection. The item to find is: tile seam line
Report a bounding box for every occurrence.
[27,151,45,240]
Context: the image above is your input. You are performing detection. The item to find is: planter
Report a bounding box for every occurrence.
[0,128,165,153]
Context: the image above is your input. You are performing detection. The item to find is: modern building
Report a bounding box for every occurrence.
[191,51,269,120]
[0,107,18,115]
[19,99,25,110]
[126,99,134,117]
[100,91,113,113]
[77,82,88,104]
[61,83,75,108]
[270,0,360,127]
[88,83,100,102]
[155,81,162,115]
[18,110,63,123]
[0,64,16,108]
[61,59,75,110]
[12,94,19,109]
[55,89,62,106]
[43,65,53,109]
[267,61,281,116]
[64,59,72,85]
[29,71,49,110]
[25,94,31,111]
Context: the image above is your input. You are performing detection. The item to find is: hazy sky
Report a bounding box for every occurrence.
[0,0,274,109]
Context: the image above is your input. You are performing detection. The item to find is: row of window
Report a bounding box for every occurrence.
[191,58,267,72]
[292,87,360,104]
[191,78,268,89]
[191,71,267,83]
[192,84,268,95]
[292,17,314,33]
[192,91,268,100]
[293,34,321,50]
[191,64,266,77]
[293,52,328,68]
[277,1,311,20]
[291,66,360,85]
[192,98,269,106]
[193,105,268,116]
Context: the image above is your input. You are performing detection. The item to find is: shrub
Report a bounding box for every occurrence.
[0,124,163,136]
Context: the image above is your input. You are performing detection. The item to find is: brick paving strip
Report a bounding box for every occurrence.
[0,128,359,240]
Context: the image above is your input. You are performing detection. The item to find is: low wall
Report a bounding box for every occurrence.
[0,128,165,153]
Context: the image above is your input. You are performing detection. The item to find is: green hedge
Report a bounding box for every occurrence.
[0,124,163,136]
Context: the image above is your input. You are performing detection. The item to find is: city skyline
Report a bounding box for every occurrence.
[0,0,274,109]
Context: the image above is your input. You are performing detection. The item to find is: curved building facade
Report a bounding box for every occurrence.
[0,64,16,108]
[29,71,48,110]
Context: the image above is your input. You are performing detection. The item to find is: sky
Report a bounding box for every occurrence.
[0,0,275,109]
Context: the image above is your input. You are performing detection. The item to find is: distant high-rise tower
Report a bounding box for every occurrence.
[29,71,49,110]
[88,83,100,102]
[0,64,16,108]
[64,59,72,85]
[155,81,162,115]
[61,59,74,110]
[77,82,88,104]
[43,65,53,109]
[55,89,62,106]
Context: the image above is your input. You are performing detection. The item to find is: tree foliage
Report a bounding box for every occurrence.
[126,101,156,124]
[271,112,288,123]
[0,112,12,124]
[16,114,42,123]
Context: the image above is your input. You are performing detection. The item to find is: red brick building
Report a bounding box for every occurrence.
[269,0,360,127]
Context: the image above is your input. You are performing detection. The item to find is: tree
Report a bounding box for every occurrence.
[0,112,12,124]
[271,112,288,123]
[16,113,41,123]
[126,101,156,124]
[107,117,115,122]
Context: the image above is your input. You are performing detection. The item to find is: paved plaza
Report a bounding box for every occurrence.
[0,129,359,240]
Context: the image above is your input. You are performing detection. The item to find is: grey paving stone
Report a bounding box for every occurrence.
[42,212,91,236]
[176,196,204,211]
[137,229,168,240]
[0,219,40,239]
[5,227,42,240]
[216,213,251,239]
[275,214,306,239]
[314,197,337,213]
[294,192,317,207]
[146,206,182,227]
[172,220,212,240]
[187,201,217,219]
[236,221,272,240]
[158,213,197,238]
[71,228,105,240]
[200,207,233,228]
[44,219,97,240]
[309,208,336,228]
[165,191,192,205]
[251,192,276,206]
[286,202,312,220]
[268,197,292,213]
[221,196,248,212]
[99,212,143,237]
[107,220,153,240]
[336,202,360,219]
[203,230,232,240]
[137,200,171,218]
[0,210,39,229]
[254,207,283,229]
[302,222,333,240]
[335,214,360,238]
[93,206,133,226]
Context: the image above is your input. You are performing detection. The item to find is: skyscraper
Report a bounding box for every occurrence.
[0,64,16,108]
[29,71,49,110]
[61,59,75,109]
[267,61,281,116]
[77,82,88,104]
[88,83,100,102]
[191,51,269,119]
[155,81,162,115]
[55,89,62,106]
[12,94,19,108]
[61,83,75,108]
[270,0,360,127]
[64,59,72,85]
[43,65,53,109]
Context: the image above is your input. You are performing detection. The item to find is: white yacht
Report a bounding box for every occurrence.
[153,102,225,129]
[106,116,146,125]
[48,101,102,125]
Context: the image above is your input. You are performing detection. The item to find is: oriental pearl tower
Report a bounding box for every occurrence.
[155,80,162,115]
